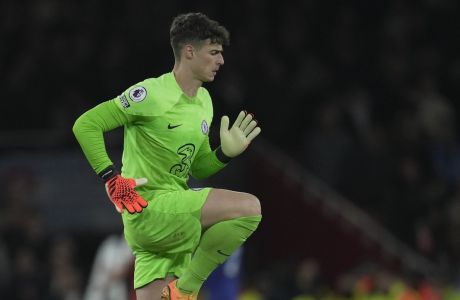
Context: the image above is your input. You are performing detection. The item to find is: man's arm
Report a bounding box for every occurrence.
[190,110,261,180]
[72,99,132,175]
[73,99,148,214]
[190,136,230,180]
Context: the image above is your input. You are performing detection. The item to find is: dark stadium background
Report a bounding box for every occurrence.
[2,0,460,299]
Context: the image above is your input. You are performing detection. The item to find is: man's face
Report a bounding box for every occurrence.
[190,39,224,82]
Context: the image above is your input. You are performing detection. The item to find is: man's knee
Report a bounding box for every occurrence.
[242,193,262,216]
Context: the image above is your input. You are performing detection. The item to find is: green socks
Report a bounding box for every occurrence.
[177,215,262,294]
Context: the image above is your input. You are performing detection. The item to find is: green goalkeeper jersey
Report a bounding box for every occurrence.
[117,71,222,191]
[73,72,227,193]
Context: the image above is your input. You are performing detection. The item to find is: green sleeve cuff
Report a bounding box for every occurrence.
[190,144,228,180]
[215,146,232,163]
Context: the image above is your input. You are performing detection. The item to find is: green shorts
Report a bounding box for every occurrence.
[122,187,211,289]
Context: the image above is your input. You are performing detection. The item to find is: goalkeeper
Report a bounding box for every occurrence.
[73,12,262,300]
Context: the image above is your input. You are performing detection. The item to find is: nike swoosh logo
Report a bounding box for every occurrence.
[168,124,182,129]
[217,250,231,257]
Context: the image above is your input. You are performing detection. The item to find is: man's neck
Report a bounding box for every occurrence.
[172,64,202,98]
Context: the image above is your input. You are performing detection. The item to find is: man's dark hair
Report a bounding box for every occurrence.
[170,12,230,59]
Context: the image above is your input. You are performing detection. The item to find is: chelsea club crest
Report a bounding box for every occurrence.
[201,120,209,135]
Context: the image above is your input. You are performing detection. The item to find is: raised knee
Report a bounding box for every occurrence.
[244,193,261,216]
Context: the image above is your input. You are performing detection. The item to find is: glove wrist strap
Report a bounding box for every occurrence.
[216,146,232,163]
[98,165,118,182]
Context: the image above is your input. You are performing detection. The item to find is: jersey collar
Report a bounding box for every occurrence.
[167,71,204,100]
[165,72,184,98]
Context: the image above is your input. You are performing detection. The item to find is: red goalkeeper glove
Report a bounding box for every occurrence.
[99,166,148,214]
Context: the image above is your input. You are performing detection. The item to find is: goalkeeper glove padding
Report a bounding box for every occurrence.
[219,110,261,158]
[99,165,148,214]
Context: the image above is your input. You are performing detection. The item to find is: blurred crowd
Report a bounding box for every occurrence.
[239,258,460,300]
[0,168,85,299]
[3,0,460,299]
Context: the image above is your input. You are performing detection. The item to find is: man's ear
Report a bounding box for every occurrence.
[184,44,194,60]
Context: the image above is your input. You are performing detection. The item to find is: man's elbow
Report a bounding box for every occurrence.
[72,115,84,137]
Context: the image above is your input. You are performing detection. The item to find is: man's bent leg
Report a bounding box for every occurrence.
[200,189,261,228]
[175,189,262,295]
[136,276,175,300]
